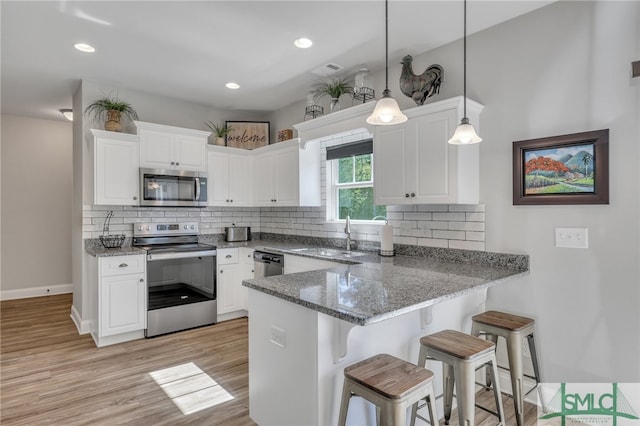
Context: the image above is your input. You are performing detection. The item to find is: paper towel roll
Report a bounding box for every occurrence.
[381,223,394,252]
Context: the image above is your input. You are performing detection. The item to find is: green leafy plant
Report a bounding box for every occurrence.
[84,93,139,121]
[311,77,355,102]
[205,121,233,138]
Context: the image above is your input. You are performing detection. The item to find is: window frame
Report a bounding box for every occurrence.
[326,153,384,223]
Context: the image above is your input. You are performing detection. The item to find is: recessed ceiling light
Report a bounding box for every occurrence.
[225,82,240,90]
[74,43,95,53]
[294,38,313,49]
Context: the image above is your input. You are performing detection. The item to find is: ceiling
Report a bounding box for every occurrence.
[1,1,554,121]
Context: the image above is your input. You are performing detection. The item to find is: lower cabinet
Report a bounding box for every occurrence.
[217,248,253,320]
[90,254,146,347]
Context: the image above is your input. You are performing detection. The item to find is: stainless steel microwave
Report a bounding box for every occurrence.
[139,168,207,207]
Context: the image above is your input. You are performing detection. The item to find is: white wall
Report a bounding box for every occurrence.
[1,114,72,293]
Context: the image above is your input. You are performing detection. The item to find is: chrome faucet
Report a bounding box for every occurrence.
[344,215,352,251]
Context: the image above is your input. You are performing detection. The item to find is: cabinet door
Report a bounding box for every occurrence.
[228,154,253,206]
[175,134,207,171]
[139,129,174,168]
[217,264,242,314]
[100,273,146,336]
[373,124,413,205]
[208,150,230,206]
[253,152,275,206]
[273,147,299,206]
[238,263,254,311]
[95,137,139,205]
[413,109,457,203]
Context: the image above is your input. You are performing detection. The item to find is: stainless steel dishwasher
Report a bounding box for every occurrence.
[253,251,284,277]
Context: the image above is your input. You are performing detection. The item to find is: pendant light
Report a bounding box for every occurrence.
[366,0,407,126]
[448,0,482,145]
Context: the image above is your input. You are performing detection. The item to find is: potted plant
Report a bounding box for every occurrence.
[205,121,233,146]
[311,77,355,112]
[84,94,139,132]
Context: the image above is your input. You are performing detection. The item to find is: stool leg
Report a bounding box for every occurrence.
[485,334,498,388]
[443,363,455,425]
[338,380,352,426]
[410,345,429,426]
[506,332,525,426]
[527,332,541,385]
[488,356,505,425]
[426,383,439,426]
[384,402,405,426]
[454,361,476,426]
[376,406,382,426]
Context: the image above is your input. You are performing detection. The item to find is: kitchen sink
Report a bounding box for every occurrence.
[288,247,367,258]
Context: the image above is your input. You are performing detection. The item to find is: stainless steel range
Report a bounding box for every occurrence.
[133,222,217,337]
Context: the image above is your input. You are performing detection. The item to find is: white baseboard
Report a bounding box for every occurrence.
[70,304,91,335]
[0,283,73,301]
[217,310,248,323]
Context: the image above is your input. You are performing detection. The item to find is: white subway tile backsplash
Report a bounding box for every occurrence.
[448,221,485,232]
[448,204,486,212]
[466,212,486,222]
[449,240,485,251]
[432,230,466,240]
[416,238,449,248]
[432,212,466,222]
[465,231,486,241]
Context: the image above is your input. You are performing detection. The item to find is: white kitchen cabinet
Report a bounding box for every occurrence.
[252,139,320,206]
[89,254,146,347]
[207,146,253,206]
[92,130,139,206]
[284,254,339,274]
[374,96,483,205]
[217,248,253,320]
[135,121,210,171]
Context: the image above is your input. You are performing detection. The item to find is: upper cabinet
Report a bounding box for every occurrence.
[92,130,139,206]
[135,121,210,172]
[207,146,253,206]
[252,139,320,207]
[374,96,483,205]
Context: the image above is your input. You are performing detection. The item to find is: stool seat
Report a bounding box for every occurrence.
[339,354,438,426]
[419,329,494,360]
[345,353,434,400]
[472,310,535,331]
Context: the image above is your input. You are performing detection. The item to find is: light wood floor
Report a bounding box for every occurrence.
[1,294,539,425]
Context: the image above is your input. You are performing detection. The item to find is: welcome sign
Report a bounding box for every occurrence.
[225,121,270,150]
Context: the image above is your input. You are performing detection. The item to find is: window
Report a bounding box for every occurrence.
[328,152,386,221]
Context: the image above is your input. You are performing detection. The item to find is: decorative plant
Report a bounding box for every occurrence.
[311,76,355,102]
[84,94,139,122]
[204,121,233,138]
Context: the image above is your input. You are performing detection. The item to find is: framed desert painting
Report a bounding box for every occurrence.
[513,129,609,205]
[225,121,270,150]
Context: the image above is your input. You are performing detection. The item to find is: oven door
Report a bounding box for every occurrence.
[146,251,216,310]
[140,168,208,207]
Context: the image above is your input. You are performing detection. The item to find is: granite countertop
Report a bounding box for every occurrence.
[243,250,529,326]
[85,245,146,257]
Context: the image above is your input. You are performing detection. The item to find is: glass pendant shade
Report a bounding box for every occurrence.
[448,117,482,145]
[366,90,408,125]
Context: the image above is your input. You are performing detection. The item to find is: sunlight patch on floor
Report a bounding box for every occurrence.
[149,362,234,415]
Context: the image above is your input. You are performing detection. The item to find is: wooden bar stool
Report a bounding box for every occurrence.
[338,353,438,426]
[411,329,504,426]
[471,310,541,426]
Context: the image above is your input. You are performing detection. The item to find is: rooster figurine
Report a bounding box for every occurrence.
[399,55,444,106]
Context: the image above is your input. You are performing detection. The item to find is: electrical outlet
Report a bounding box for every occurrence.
[555,227,588,248]
[270,326,286,348]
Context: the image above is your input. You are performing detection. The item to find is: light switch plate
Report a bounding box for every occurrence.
[270,326,286,348]
[555,227,588,248]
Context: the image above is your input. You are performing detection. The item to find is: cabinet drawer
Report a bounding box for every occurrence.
[100,255,145,276]
[218,248,239,265]
[240,248,254,265]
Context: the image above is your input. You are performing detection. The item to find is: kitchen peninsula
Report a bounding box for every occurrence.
[243,248,528,426]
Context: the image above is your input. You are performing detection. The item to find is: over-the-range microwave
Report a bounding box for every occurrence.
[139,168,207,207]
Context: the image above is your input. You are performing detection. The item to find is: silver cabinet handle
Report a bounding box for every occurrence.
[133,196,137,200]
[411,193,416,197]
[171,161,175,165]
[119,263,128,268]
[176,162,180,166]
[220,270,223,273]
[405,193,410,198]
[139,278,144,283]
[225,254,232,258]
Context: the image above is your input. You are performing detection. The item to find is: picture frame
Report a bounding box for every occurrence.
[513,129,609,205]
[225,121,270,150]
